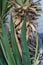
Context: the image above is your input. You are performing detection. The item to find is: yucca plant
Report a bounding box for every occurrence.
[0,0,41,65]
[0,14,39,65]
[12,0,41,64]
[0,15,31,65]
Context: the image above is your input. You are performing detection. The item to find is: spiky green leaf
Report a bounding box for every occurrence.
[34,34,38,65]
[24,0,29,6]
[16,0,23,6]
[10,15,21,65]
[0,45,8,65]
[0,0,2,15]
[21,16,31,65]
[1,22,16,65]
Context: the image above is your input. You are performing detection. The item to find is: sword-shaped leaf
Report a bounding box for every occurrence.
[34,34,38,65]
[2,0,8,15]
[21,16,31,65]
[10,15,21,65]
[1,22,16,65]
[16,0,23,6]
[24,0,29,6]
[0,0,2,15]
[0,45,8,65]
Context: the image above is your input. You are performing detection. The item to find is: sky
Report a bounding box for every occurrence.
[33,0,43,33]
